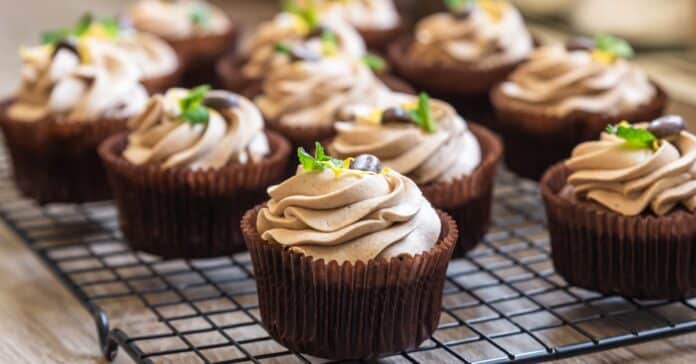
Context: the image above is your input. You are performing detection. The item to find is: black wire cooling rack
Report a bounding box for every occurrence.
[1,150,696,364]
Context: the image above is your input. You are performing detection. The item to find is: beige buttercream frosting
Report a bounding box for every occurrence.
[8,39,148,122]
[408,1,532,69]
[255,54,391,128]
[565,126,696,216]
[256,168,441,263]
[240,11,365,79]
[123,88,270,170]
[330,94,481,184]
[500,45,656,117]
[114,30,179,79]
[130,0,231,39]
[331,0,400,31]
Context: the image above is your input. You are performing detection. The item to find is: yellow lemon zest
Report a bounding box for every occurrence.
[342,157,353,169]
[77,40,92,64]
[381,167,391,176]
[400,100,418,112]
[291,15,310,36]
[480,0,504,23]
[591,49,616,65]
[19,45,51,63]
[322,41,338,57]
[358,109,383,125]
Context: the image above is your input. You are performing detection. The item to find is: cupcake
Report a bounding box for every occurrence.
[388,0,534,122]
[491,35,667,180]
[0,38,148,203]
[325,0,403,51]
[254,40,394,149]
[241,146,457,359]
[541,117,696,299]
[216,6,364,95]
[99,87,291,258]
[129,0,237,85]
[329,93,502,254]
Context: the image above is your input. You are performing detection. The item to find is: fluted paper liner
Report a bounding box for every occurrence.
[420,123,502,256]
[491,82,668,180]
[541,163,696,299]
[241,205,457,359]
[99,130,291,259]
[0,99,128,203]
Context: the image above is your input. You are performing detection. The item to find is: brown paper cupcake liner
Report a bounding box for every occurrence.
[216,53,260,97]
[98,130,291,259]
[241,205,457,359]
[420,123,502,256]
[359,22,404,53]
[166,26,239,87]
[491,83,668,180]
[541,163,696,299]
[0,100,127,204]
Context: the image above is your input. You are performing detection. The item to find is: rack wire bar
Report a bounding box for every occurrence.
[1,149,696,364]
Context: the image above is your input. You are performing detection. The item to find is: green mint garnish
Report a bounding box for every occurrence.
[594,34,634,59]
[298,142,342,172]
[190,4,211,28]
[41,29,72,45]
[74,13,94,36]
[40,13,119,45]
[180,85,211,125]
[409,93,437,133]
[444,0,474,12]
[362,53,386,72]
[283,0,320,30]
[320,29,338,56]
[101,17,121,37]
[606,122,657,149]
[274,42,292,54]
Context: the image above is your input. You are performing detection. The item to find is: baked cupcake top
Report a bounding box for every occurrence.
[499,36,656,117]
[123,86,270,170]
[330,93,481,185]
[257,144,441,263]
[129,0,231,39]
[564,116,696,216]
[407,0,532,69]
[240,7,365,79]
[9,37,147,122]
[254,42,390,128]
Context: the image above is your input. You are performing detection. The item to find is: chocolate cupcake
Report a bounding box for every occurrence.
[541,117,696,299]
[0,38,148,203]
[129,0,237,86]
[492,36,667,180]
[241,148,457,359]
[255,43,394,149]
[99,87,291,258]
[329,93,502,255]
[388,0,534,123]
[216,7,366,96]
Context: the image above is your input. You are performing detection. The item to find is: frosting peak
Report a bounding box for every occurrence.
[256,168,441,263]
[123,88,270,170]
[130,0,231,39]
[565,122,696,216]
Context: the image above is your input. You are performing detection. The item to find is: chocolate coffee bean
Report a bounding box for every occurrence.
[566,37,595,51]
[53,38,79,58]
[305,25,330,40]
[647,115,686,138]
[381,107,413,124]
[349,154,382,173]
[203,91,239,111]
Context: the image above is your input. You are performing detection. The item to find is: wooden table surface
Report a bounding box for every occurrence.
[3,4,696,364]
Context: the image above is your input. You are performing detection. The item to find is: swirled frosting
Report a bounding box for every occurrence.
[500,45,656,117]
[331,0,400,31]
[114,30,179,79]
[123,88,270,170]
[240,12,365,79]
[330,95,481,184]
[565,128,696,216]
[408,2,532,69]
[255,55,391,128]
[256,168,441,263]
[8,40,148,122]
[130,0,231,39]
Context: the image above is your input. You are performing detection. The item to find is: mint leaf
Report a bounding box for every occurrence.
[298,147,323,171]
[182,106,209,125]
[274,42,292,54]
[410,93,436,133]
[41,29,72,45]
[40,13,119,45]
[75,13,94,36]
[180,85,211,125]
[363,53,386,72]
[283,0,319,29]
[101,17,120,37]
[444,0,475,11]
[191,4,210,28]
[594,34,634,59]
[606,123,657,149]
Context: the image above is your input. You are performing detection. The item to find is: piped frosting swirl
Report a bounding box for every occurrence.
[330,94,481,184]
[130,0,231,39]
[408,1,532,69]
[123,88,270,170]
[331,0,400,31]
[500,45,656,117]
[565,121,696,216]
[256,167,441,263]
[9,40,148,122]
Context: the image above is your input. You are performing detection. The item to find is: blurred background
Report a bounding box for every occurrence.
[1,0,696,102]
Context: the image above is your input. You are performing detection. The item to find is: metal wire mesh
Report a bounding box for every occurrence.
[1,149,696,364]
